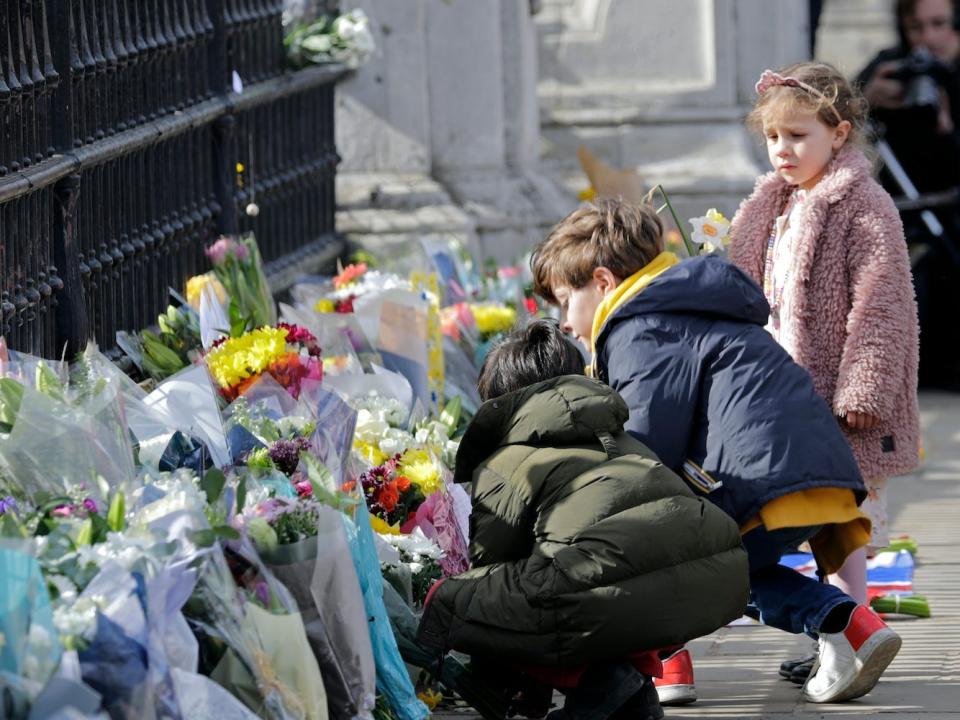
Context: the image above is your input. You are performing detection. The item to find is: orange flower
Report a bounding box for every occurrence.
[379,484,399,512]
[396,475,411,492]
[333,263,368,289]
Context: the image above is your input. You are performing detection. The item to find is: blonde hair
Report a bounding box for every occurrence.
[747,62,869,146]
[531,199,664,304]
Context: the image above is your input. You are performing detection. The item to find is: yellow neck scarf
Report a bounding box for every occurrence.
[588,251,680,365]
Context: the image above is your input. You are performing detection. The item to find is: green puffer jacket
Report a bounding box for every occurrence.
[417,375,749,666]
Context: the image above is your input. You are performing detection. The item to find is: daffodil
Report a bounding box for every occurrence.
[689,208,731,251]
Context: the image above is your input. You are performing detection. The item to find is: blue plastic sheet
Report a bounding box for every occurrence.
[0,547,61,681]
[343,502,429,720]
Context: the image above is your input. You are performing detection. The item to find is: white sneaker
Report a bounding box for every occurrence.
[803,605,902,703]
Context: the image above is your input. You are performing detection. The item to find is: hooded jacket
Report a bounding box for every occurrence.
[729,145,920,479]
[416,376,749,666]
[593,256,867,538]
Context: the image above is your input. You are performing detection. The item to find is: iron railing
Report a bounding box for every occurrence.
[1,0,345,358]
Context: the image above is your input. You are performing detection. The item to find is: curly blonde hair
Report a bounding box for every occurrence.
[747,62,870,147]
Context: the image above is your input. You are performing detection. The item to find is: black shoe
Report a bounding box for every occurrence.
[610,679,664,720]
[789,657,816,684]
[509,682,554,719]
[779,653,816,680]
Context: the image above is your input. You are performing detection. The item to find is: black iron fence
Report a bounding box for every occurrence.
[1,0,345,358]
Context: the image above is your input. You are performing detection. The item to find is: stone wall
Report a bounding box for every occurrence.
[333,0,892,264]
[535,0,810,221]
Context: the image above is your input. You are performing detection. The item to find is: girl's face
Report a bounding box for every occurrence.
[763,110,851,191]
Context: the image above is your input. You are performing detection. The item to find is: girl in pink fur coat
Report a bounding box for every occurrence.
[730,62,920,609]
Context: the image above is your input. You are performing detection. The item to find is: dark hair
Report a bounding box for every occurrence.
[895,0,959,48]
[477,318,586,401]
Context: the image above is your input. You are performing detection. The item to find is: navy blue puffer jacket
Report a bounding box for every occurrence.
[594,256,865,526]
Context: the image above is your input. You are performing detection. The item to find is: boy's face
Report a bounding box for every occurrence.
[555,281,605,350]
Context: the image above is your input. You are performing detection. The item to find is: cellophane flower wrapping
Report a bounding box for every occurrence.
[0,378,136,508]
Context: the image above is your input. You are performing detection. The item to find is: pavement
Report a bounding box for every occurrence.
[652,390,960,719]
[438,390,960,719]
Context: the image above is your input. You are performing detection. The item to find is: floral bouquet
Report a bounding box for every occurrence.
[205,234,276,337]
[203,323,322,402]
[0,358,136,507]
[357,454,426,530]
[285,9,376,70]
[113,302,202,384]
[236,485,377,720]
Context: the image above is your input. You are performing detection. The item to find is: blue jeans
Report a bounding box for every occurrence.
[743,524,852,637]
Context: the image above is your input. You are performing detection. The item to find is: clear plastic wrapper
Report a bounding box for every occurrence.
[186,542,306,720]
[144,365,230,469]
[0,382,135,506]
[258,504,375,720]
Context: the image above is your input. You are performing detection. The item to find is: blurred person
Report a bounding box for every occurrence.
[857,0,960,387]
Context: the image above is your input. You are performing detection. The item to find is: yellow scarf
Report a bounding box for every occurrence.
[589,251,680,361]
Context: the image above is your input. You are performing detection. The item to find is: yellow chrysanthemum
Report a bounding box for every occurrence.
[185,273,226,310]
[398,448,443,496]
[354,439,387,467]
[470,303,517,338]
[314,298,335,313]
[369,515,402,535]
[204,326,289,389]
[417,689,443,711]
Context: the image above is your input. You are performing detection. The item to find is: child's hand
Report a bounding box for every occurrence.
[845,411,881,430]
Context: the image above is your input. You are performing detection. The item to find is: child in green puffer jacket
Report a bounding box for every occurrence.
[417,319,749,720]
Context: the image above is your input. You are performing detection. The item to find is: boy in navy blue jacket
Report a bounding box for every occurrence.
[530,198,900,705]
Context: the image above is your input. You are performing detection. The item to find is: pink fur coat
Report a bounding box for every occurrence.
[729,145,920,479]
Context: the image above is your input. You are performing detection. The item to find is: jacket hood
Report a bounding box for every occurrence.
[595,256,770,351]
[453,375,627,483]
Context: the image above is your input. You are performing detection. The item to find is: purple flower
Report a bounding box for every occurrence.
[268,437,311,476]
[0,496,17,515]
[82,498,98,514]
[254,580,271,608]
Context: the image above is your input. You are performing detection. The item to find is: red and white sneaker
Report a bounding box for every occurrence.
[654,648,696,706]
[803,605,902,703]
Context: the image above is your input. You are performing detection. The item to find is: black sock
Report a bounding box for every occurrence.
[820,601,857,634]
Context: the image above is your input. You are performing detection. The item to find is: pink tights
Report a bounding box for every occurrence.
[828,546,867,606]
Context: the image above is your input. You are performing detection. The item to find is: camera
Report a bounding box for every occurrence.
[891,47,953,110]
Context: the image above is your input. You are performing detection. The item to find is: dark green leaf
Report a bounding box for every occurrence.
[200,468,226,505]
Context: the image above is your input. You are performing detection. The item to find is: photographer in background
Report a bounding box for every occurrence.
[857,0,960,388]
